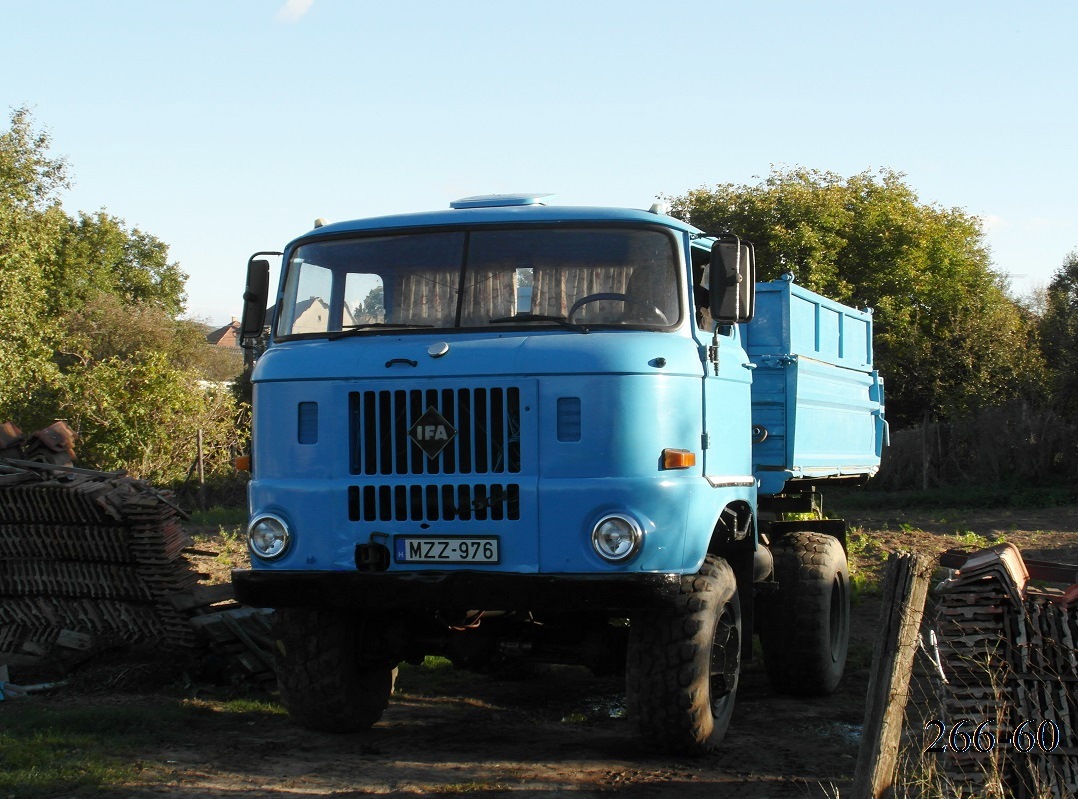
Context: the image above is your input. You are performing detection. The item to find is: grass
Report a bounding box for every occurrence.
[0,698,284,797]
[188,506,247,527]
[0,702,187,796]
[396,655,482,696]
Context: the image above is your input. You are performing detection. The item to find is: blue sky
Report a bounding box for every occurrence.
[5,0,1076,325]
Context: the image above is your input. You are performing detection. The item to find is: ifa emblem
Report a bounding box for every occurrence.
[408,406,457,459]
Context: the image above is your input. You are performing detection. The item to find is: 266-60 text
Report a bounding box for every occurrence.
[924,719,1061,754]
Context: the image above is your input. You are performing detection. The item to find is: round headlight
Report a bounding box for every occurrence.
[591,514,643,563]
[248,514,291,560]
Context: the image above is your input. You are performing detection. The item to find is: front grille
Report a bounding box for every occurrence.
[350,387,521,475]
[348,483,520,522]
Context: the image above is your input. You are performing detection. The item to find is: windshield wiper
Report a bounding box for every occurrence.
[488,313,589,333]
[328,323,434,340]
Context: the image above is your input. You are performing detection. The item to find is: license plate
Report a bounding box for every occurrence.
[394,536,500,563]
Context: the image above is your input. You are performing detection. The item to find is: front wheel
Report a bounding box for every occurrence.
[626,555,741,755]
[759,532,850,696]
[274,608,397,732]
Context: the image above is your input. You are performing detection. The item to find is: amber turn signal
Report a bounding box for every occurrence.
[661,448,696,469]
[234,455,251,472]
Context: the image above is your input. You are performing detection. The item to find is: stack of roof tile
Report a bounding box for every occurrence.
[0,461,198,669]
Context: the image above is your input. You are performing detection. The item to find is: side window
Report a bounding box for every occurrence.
[280,262,333,335]
[691,250,714,332]
[516,267,533,313]
[346,273,385,326]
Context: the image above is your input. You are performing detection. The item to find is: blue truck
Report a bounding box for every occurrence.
[232,195,886,755]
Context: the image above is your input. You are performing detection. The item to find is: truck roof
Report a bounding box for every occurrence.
[295,200,702,244]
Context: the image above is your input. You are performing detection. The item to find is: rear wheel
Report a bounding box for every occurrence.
[274,608,397,732]
[759,532,849,696]
[626,555,741,755]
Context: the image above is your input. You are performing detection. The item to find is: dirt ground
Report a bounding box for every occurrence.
[5,505,1078,798]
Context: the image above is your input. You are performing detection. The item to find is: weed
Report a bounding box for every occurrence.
[846,531,885,601]
[433,782,509,794]
[846,530,886,562]
[950,530,1006,550]
[850,571,880,603]
[211,525,248,566]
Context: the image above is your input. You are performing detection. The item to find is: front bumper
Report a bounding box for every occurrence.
[232,568,681,612]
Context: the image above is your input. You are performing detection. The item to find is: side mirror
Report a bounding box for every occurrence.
[240,256,272,344]
[709,235,756,324]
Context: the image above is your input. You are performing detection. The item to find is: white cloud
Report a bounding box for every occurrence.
[276,0,314,23]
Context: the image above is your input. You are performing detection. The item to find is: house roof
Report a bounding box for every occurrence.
[206,318,241,348]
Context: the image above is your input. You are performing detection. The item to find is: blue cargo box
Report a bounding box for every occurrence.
[743,277,887,496]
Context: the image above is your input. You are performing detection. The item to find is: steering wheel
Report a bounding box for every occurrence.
[567,292,670,325]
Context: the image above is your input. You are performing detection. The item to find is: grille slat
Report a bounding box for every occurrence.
[348,483,521,523]
[350,386,522,476]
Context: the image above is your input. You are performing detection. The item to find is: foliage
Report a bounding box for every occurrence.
[0,108,246,481]
[667,167,1047,426]
[57,292,241,381]
[41,291,247,483]
[361,284,385,317]
[1039,249,1078,413]
[867,402,1078,491]
[0,107,67,421]
[50,210,188,317]
[56,351,241,482]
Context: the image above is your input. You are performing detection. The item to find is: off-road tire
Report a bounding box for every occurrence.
[759,532,849,696]
[274,608,397,732]
[626,555,741,755]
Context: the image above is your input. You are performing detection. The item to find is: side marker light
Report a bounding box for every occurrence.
[662,448,696,469]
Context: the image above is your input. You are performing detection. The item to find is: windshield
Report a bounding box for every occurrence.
[275,226,681,337]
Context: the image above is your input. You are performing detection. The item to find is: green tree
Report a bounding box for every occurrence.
[668,168,1045,426]
[361,284,384,317]
[0,108,245,482]
[0,107,68,423]
[50,210,187,317]
[1040,250,1078,413]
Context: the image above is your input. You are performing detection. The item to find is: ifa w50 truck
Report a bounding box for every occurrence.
[233,194,886,755]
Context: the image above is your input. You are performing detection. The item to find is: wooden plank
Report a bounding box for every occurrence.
[851,551,935,799]
[55,629,94,650]
[166,584,235,610]
[220,612,277,674]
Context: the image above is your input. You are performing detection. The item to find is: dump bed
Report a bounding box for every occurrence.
[743,276,886,496]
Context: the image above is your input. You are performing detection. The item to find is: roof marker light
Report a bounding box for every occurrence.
[450,193,553,209]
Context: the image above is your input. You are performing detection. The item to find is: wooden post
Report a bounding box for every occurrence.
[921,410,931,491]
[196,429,206,512]
[851,552,935,799]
